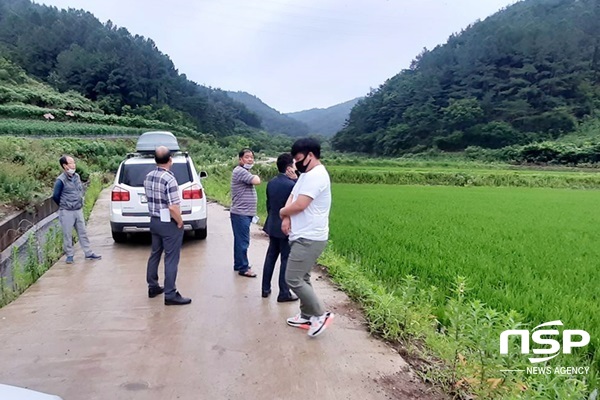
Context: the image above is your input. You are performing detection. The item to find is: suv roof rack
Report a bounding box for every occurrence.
[136,131,180,153]
[126,151,189,159]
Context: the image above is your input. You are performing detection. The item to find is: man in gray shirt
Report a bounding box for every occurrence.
[230,148,261,277]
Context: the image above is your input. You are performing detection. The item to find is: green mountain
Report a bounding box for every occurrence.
[226,91,309,137]
[332,0,600,155]
[286,97,361,137]
[0,56,210,138]
[0,0,261,137]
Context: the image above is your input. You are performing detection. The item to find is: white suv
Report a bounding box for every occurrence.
[109,132,208,242]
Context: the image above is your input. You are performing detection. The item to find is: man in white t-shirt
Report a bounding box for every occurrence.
[279,138,334,337]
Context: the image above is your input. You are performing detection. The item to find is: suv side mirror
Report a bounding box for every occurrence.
[199,171,208,178]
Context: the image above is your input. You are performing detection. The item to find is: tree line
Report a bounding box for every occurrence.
[333,0,600,156]
[0,0,262,137]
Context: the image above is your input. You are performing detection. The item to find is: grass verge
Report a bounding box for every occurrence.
[0,173,104,308]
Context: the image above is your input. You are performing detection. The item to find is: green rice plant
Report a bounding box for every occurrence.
[322,248,592,398]
[328,183,599,394]
[327,167,600,189]
[329,184,600,333]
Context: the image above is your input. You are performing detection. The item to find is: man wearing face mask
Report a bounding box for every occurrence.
[261,153,299,301]
[230,148,261,277]
[52,155,101,264]
[279,138,333,338]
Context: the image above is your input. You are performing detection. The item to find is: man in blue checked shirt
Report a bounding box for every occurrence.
[143,146,191,306]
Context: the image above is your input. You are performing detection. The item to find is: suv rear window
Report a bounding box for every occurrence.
[119,163,192,187]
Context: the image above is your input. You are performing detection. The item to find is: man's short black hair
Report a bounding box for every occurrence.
[59,155,70,168]
[291,138,321,159]
[239,148,254,158]
[154,149,171,164]
[276,153,294,173]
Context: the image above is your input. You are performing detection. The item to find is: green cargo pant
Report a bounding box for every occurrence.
[285,238,328,318]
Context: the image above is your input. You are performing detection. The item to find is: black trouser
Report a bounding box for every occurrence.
[261,236,292,299]
[147,217,184,299]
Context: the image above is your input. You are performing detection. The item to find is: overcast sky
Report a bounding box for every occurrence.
[38,0,517,113]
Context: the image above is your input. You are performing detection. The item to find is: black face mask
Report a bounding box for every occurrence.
[295,156,311,174]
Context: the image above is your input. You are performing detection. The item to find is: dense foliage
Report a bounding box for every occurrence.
[0,136,134,207]
[333,0,600,155]
[0,0,261,136]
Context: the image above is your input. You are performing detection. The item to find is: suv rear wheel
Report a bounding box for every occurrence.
[194,227,207,240]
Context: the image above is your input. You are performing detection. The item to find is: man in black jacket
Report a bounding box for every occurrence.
[261,153,298,302]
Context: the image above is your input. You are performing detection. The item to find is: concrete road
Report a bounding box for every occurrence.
[0,190,440,400]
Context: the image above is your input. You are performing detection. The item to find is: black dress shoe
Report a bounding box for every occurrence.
[148,286,164,298]
[165,292,192,306]
[277,295,299,303]
[262,290,271,298]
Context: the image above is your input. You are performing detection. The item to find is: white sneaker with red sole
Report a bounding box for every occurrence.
[308,312,334,337]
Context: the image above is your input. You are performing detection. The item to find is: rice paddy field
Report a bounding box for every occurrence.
[250,162,600,396]
[328,184,600,340]
[258,176,599,334]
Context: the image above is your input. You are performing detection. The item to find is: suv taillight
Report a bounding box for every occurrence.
[182,184,203,200]
[111,187,130,202]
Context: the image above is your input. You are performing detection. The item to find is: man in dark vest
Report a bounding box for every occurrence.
[52,155,101,264]
[261,153,298,302]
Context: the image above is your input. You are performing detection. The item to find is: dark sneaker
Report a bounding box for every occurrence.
[308,312,334,337]
[165,292,192,306]
[148,286,164,298]
[66,256,74,264]
[277,295,299,303]
[85,253,102,260]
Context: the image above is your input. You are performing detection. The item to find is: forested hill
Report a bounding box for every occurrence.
[226,91,310,137]
[0,0,261,136]
[286,97,361,137]
[333,0,600,155]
